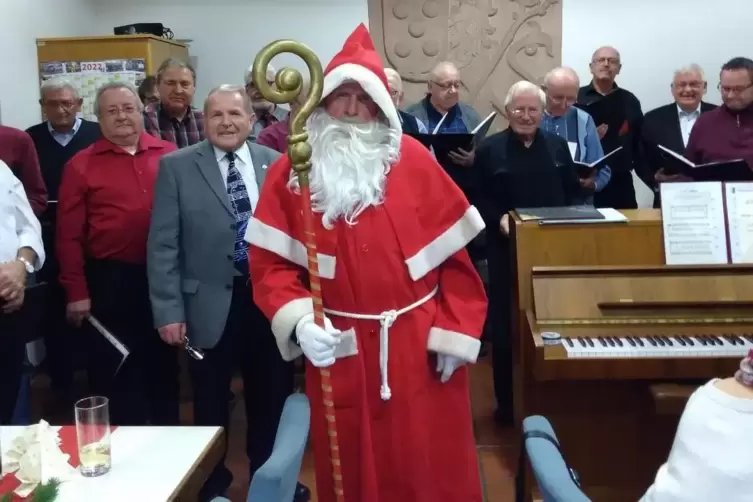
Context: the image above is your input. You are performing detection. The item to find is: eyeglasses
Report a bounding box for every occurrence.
[510,108,542,118]
[592,57,620,66]
[104,106,138,117]
[673,82,705,90]
[43,100,78,109]
[432,80,462,90]
[718,82,753,95]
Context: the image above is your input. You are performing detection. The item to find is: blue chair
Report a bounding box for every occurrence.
[212,393,311,502]
[516,415,591,502]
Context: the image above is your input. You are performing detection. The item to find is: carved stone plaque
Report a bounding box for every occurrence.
[368,0,562,130]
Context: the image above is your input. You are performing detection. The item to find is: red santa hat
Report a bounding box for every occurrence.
[322,24,402,134]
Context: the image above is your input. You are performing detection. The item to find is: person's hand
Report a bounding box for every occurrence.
[436,354,464,383]
[2,285,24,313]
[295,314,341,368]
[66,299,91,327]
[655,168,691,183]
[579,177,596,190]
[448,148,475,167]
[596,124,608,139]
[499,214,510,235]
[0,261,27,302]
[159,322,187,346]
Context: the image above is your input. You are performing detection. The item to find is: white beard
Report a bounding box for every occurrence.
[287,109,401,229]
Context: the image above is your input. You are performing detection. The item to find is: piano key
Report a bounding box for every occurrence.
[563,334,753,359]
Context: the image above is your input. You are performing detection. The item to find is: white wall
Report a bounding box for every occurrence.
[0,0,97,128]
[561,0,752,207]
[90,0,369,106]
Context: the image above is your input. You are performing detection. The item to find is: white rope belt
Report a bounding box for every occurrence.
[323,286,439,401]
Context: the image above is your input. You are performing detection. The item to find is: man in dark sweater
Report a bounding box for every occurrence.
[686,57,753,171]
[26,79,100,403]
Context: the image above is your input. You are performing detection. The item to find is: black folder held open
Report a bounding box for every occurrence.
[657,144,752,181]
[406,111,497,164]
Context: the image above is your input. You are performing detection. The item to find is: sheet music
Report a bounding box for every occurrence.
[87,316,130,373]
[725,182,753,263]
[660,182,729,265]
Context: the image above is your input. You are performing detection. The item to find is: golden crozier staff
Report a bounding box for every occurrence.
[251,41,344,501]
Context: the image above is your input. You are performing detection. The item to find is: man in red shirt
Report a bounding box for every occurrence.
[57,81,179,425]
[0,125,47,215]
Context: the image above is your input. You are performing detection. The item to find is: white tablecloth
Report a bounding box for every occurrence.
[1,425,222,501]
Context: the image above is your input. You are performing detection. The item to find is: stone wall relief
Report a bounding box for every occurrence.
[368,0,562,130]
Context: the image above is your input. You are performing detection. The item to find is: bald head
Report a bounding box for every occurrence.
[543,67,580,117]
[589,46,622,83]
[428,61,461,112]
[544,66,580,89]
[384,68,403,106]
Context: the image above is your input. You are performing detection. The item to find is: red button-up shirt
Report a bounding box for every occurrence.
[57,133,176,302]
[0,125,48,215]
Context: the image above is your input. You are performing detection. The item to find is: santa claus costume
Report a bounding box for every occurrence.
[246,24,488,502]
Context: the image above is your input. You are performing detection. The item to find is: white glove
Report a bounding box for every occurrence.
[295,314,341,368]
[436,354,464,383]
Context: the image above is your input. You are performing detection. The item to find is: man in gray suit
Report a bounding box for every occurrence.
[147,85,305,501]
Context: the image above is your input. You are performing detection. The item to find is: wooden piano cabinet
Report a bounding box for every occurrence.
[508,210,748,502]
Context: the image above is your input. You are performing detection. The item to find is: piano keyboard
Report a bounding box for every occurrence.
[563,334,753,359]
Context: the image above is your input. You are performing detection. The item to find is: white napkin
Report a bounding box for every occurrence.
[1,420,78,497]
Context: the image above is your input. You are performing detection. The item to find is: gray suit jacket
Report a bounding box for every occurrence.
[147,139,281,348]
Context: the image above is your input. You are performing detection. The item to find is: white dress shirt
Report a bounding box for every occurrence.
[0,160,45,269]
[677,104,701,147]
[213,143,260,212]
[640,379,753,502]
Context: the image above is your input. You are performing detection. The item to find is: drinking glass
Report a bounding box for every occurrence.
[74,396,111,477]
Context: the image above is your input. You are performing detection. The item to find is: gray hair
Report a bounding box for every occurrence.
[542,66,580,89]
[93,81,142,118]
[504,80,546,109]
[384,68,402,93]
[430,61,459,81]
[673,64,705,82]
[40,78,80,100]
[156,57,196,84]
[245,63,276,85]
[205,84,253,114]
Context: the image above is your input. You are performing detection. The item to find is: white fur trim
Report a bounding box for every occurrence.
[428,327,481,363]
[323,63,402,135]
[245,217,336,279]
[271,297,311,361]
[405,205,485,281]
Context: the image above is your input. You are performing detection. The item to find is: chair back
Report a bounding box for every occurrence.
[248,393,311,502]
[517,415,591,502]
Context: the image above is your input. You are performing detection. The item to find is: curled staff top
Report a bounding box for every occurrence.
[252,40,324,173]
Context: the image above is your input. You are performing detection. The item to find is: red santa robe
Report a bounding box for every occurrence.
[246,24,488,502]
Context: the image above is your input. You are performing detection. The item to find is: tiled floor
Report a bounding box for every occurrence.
[31,353,517,501]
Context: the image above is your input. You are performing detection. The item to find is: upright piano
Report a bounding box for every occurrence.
[509,209,748,502]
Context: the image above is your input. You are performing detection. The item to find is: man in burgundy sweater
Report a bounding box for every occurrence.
[57,81,179,426]
[686,57,753,169]
[0,125,47,215]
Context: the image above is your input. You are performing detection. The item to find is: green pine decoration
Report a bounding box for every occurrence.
[0,478,60,502]
[30,479,60,502]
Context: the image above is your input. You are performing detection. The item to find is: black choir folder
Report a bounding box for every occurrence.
[574,146,623,178]
[657,145,753,181]
[407,111,497,162]
[515,205,604,221]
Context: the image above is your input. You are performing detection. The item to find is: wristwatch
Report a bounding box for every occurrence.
[17,257,34,274]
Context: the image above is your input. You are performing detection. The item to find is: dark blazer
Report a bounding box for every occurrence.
[641,101,717,206]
